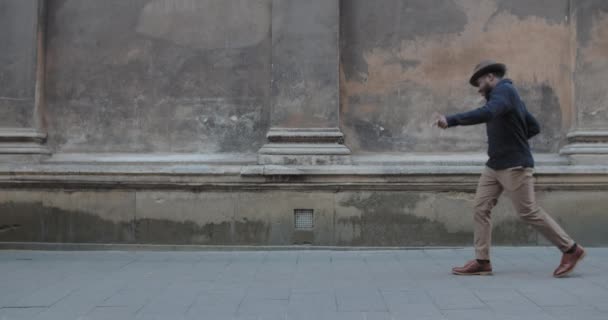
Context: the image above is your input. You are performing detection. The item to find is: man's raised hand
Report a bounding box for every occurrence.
[432,112,448,129]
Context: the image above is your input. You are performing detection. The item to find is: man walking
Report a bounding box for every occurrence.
[433,60,585,278]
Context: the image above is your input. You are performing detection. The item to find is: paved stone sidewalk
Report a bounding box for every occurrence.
[0,247,607,320]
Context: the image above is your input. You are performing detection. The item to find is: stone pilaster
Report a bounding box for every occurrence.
[0,0,49,160]
[559,0,608,164]
[560,131,608,164]
[257,0,351,165]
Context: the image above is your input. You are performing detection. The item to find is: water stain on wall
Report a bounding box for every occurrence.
[336,192,470,246]
[336,191,537,246]
[0,201,270,245]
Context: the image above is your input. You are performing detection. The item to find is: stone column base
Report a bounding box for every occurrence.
[258,127,352,165]
[0,128,50,161]
[560,131,608,164]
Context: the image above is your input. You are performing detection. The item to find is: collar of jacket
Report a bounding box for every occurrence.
[485,78,513,100]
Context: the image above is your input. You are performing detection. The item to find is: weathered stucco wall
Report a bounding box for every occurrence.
[44,0,272,153]
[36,0,605,156]
[1,189,607,246]
[0,0,39,128]
[573,0,608,129]
[1,0,608,247]
[340,0,572,154]
[270,0,340,128]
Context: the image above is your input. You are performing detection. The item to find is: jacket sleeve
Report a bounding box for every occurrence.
[446,85,513,127]
[525,109,541,139]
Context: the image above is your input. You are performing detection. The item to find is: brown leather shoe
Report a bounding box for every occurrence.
[554,245,586,278]
[452,260,493,276]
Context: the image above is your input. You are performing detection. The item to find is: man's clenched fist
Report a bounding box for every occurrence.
[432,112,448,129]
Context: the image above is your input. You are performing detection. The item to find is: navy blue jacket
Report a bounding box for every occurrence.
[446,79,540,170]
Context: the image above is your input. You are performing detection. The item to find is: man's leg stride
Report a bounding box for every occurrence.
[434,60,587,278]
[499,167,586,278]
[452,166,587,277]
[452,167,502,276]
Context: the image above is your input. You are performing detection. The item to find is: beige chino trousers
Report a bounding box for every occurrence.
[473,166,575,260]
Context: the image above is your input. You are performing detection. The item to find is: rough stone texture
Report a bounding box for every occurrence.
[573,0,608,129]
[340,0,571,153]
[44,0,271,153]
[1,189,606,246]
[270,0,339,128]
[0,0,39,128]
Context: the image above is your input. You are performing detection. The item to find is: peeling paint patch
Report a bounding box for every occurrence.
[136,0,271,50]
[495,0,568,25]
[341,0,572,152]
[340,0,468,83]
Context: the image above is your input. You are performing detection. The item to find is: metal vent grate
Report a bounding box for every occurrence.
[294,209,314,230]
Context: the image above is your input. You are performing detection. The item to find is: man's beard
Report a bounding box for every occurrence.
[478,84,491,100]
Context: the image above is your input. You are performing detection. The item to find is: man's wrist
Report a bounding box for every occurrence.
[446,115,459,127]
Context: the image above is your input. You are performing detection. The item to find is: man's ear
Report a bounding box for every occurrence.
[484,74,495,86]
